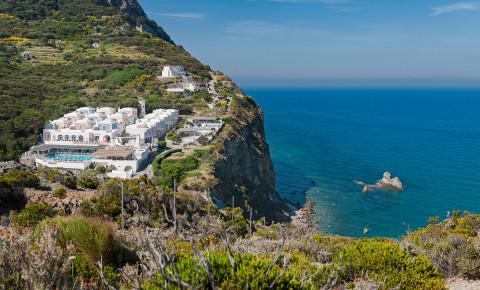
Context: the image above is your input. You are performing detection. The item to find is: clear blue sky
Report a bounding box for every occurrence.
[138,0,480,87]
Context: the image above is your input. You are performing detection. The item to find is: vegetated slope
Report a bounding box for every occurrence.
[0,0,290,222]
[0,0,209,160]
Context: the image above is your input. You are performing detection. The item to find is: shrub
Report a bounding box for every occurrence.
[95,193,121,218]
[144,252,305,289]
[332,240,445,289]
[4,169,40,188]
[52,186,66,199]
[157,155,199,189]
[77,170,99,189]
[36,217,129,284]
[157,141,166,150]
[39,217,122,265]
[79,200,97,217]
[105,65,143,86]
[152,148,182,176]
[405,213,480,279]
[37,168,61,183]
[95,165,106,174]
[61,175,77,189]
[13,203,56,227]
[93,179,123,218]
[0,176,26,206]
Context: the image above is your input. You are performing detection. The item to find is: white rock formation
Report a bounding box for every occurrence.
[355,172,404,192]
[378,172,404,191]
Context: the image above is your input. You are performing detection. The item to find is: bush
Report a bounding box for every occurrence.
[105,65,143,86]
[95,165,106,174]
[332,240,445,289]
[157,141,166,150]
[61,175,77,190]
[0,176,26,206]
[4,169,40,188]
[157,155,199,189]
[37,168,61,183]
[13,203,56,227]
[151,148,182,176]
[39,217,122,265]
[52,186,66,199]
[79,200,97,217]
[144,252,305,289]
[405,213,480,279]
[77,170,99,189]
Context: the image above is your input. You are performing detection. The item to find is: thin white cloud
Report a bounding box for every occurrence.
[431,2,480,16]
[147,12,205,19]
[262,0,357,12]
[267,0,349,3]
[225,20,326,38]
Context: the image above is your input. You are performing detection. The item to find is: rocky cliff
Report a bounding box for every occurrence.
[96,0,173,43]
[213,96,292,223]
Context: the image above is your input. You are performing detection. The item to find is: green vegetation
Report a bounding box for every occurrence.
[332,240,445,289]
[52,186,66,199]
[12,202,56,227]
[62,175,77,189]
[77,169,100,189]
[144,252,309,289]
[105,65,144,86]
[151,148,182,176]
[37,216,131,284]
[40,216,122,264]
[156,155,199,189]
[3,169,40,188]
[0,0,210,160]
[406,211,480,279]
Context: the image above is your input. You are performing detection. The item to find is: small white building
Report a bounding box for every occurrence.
[161,66,186,78]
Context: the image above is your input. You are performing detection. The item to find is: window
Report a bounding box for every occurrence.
[72,135,77,142]
[78,135,84,142]
[65,135,70,141]
[58,135,63,141]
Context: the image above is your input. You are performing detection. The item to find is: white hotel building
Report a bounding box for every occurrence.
[28,107,178,178]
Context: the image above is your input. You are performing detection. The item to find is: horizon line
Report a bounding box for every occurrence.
[235,77,480,88]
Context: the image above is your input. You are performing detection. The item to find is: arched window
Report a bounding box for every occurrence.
[78,135,84,142]
[65,135,70,141]
[72,135,77,142]
[58,135,63,141]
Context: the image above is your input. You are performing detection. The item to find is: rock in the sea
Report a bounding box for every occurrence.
[378,172,404,191]
[355,172,404,192]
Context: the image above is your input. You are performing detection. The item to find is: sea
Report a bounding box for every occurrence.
[247,88,480,238]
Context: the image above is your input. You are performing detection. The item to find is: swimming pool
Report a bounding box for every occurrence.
[48,155,95,161]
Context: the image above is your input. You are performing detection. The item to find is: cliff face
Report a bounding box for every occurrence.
[213,97,291,223]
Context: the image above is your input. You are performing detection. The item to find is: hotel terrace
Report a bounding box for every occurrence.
[24,106,178,178]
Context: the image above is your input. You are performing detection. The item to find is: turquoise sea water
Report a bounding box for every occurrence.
[248,88,480,238]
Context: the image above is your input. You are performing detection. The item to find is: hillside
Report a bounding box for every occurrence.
[1,1,480,289]
[0,0,207,159]
[0,0,291,222]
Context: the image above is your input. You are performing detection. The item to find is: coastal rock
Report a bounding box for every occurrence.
[356,171,404,192]
[378,172,404,191]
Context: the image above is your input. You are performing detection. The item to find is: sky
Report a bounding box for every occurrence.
[138,0,480,87]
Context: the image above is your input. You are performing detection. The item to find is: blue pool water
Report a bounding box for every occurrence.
[248,88,480,238]
[49,155,95,161]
